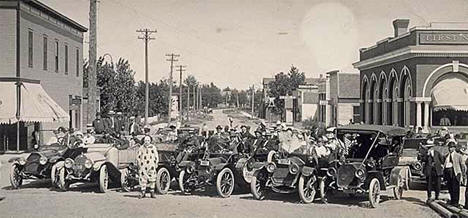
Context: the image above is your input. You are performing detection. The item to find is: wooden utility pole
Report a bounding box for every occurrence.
[194,85,197,111]
[199,86,203,110]
[251,85,255,116]
[87,0,98,126]
[176,65,186,119]
[166,54,179,122]
[137,28,157,126]
[187,85,190,113]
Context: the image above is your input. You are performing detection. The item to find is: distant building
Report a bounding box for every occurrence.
[0,0,87,151]
[354,19,468,131]
[317,71,360,127]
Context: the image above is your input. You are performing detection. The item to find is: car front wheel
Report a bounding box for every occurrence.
[216,168,235,198]
[120,168,131,192]
[9,164,23,189]
[298,174,317,204]
[98,165,109,193]
[250,170,267,200]
[368,178,381,208]
[156,167,171,195]
[58,167,69,191]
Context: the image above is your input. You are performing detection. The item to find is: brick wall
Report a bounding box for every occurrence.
[0,8,17,77]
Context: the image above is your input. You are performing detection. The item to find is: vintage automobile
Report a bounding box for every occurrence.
[249,136,318,204]
[178,134,248,198]
[8,140,85,189]
[320,125,409,208]
[398,137,427,189]
[120,132,205,194]
[56,141,138,193]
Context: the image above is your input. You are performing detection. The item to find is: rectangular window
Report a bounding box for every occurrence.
[55,40,59,72]
[28,31,33,68]
[43,36,47,70]
[76,48,79,77]
[64,44,68,74]
[353,106,361,123]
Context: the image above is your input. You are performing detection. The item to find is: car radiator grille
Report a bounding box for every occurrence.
[72,156,89,177]
[337,165,356,188]
[271,167,294,185]
[24,154,41,174]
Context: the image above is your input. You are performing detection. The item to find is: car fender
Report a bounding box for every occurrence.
[251,161,268,170]
[178,161,195,168]
[49,156,63,164]
[367,172,386,190]
[8,157,21,163]
[214,163,229,171]
[234,157,248,170]
[301,166,316,177]
[93,160,107,171]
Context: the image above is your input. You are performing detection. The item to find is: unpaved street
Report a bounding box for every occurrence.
[0,110,439,218]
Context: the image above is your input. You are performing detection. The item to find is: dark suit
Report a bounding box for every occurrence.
[444,151,465,205]
[420,149,444,199]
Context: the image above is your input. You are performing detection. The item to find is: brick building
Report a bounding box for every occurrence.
[354,19,468,132]
[317,71,361,127]
[0,0,87,151]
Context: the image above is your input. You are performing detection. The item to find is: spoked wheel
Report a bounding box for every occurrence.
[250,170,268,200]
[178,170,190,193]
[298,174,317,204]
[368,178,381,208]
[9,164,23,189]
[393,174,404,200]
[216,168,235,198]
[156,167,171,195]
[58,167,70,191]
[98,165,109,193]
[120,168,131,192]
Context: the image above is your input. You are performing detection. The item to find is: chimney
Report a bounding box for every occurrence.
[393,19,410,37]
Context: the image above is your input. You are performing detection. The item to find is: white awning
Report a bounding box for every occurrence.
[432,77,468,111]
[0,81,69,124]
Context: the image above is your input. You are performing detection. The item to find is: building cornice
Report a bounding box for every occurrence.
[353,46,468,70]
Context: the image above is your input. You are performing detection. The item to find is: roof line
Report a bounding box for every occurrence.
[27,0,87,32]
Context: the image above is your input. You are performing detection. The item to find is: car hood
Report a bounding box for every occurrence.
[34,149,62,158]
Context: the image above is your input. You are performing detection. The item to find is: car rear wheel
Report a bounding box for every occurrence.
[120,168,131,192]
[156,167,171,195]
[250,170,267,200]
[9,164,23,189]
[98,165,109,193]
[368,178,381,208]
[216,168,235,198]
[298,174,317,204]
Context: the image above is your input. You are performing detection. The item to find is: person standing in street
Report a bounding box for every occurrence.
[137,136,159,199]
[419,139,444,202]
[444,141,465,206]
[92,113,106,134]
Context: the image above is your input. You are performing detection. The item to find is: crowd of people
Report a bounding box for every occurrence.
[419,128,468,208]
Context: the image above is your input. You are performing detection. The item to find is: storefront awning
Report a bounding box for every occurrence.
[432,77,468,111]
[0,80,69,124]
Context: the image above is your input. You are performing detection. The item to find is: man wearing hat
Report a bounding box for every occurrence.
[419,139,444,202]
[105,110,116,133]
[83,125,96,145]
[444,141,466,206]
[92,113,106,134]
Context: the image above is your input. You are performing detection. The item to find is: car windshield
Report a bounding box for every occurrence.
[337,130,378,159]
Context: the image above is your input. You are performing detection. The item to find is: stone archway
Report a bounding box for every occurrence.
[388,69,399,126]
[422,62,468,128]
[361,76,369,124]
[369,74,377,124]
[400,67,413,127]
[378,72,387,125]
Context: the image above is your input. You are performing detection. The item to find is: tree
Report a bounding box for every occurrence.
[268,65,306,117]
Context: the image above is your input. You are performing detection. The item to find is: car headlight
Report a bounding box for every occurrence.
[412,162,422,171]
[266,162,276,173]
[186,165,194,174]
[64,158,74,169]
[289,163,299,175]
[355,168,365,180]
[84,159,93,169]
[18,157,26,165]
[327,167,336,177]
[33,144,39,149]
[39,156,48,165]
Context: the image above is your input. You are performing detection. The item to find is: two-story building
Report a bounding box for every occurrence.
[0,0,87,151]
[354,19,468,132]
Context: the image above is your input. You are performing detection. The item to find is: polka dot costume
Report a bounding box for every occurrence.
[137,143,159,190]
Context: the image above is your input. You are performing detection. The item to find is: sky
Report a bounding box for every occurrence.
[41,0,468,89]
